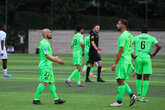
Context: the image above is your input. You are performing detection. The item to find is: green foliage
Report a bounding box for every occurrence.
[1,0,165,30]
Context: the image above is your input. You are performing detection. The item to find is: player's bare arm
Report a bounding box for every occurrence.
[91,41,101,50]
[45,54,65,65]
[150,43,161,57]
[112,47,123,71]
[80,42,85,56]
[91,41,102,55]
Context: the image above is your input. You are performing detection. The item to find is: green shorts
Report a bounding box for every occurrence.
[40,67,55,83]
[116,58,132,80]
[73,54,82,66]
[135,56,152,75]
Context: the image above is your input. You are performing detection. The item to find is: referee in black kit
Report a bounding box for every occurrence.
[85,25,105,82]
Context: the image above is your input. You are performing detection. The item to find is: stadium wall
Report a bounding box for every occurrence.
[28,30,165,55]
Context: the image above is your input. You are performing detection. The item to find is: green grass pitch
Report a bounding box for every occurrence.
[0,54,165,110]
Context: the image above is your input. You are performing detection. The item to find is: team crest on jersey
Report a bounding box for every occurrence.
[44,48,48,51]
[91,36,94,39]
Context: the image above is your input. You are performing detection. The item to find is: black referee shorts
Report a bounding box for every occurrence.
[87,51,102,65]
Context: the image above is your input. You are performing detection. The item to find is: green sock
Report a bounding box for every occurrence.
[68,70,78,81]
[136,79,142,96]
[34,83,45,100]
[142,80,149,97]
[83,65,88,71]
[117,85,125,102]
[90,67,94,75]
[125,82,133,95]
[49,84,59,100]
[76,71,81,84]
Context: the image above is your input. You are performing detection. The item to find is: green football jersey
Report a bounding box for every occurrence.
[39,39,53,68]
[133,33,158,57]
[117,31,134,59]
[72,32,84,54]
[84,36,90,53]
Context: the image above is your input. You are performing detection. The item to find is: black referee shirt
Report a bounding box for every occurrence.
[89,31,99,53]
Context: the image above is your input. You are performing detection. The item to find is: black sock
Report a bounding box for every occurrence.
[86,67,91,80]
[129,93,133,98]
[97,66,102,80]
[117,100,122,104]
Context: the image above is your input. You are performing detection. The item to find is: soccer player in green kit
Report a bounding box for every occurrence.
[82,35,96,77]
[133,25,161,102]
[110,19,136,107]
[33,29,66,104]
[65,26,85,87]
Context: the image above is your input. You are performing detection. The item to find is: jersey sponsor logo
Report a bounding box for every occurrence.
[91,36,94,39]
[44,48,48,51]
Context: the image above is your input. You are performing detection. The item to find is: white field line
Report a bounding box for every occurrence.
[1,77,165,84]
[5,70,165,77]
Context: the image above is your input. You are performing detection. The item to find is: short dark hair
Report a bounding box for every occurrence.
[0,24,5,29]
[91,24,100,33]
[75,25,83,32]
[141,25,148,33]
[93,24,100,29]
[120,19,128,26]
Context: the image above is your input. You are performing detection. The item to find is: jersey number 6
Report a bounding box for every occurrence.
[141,41,146,49]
